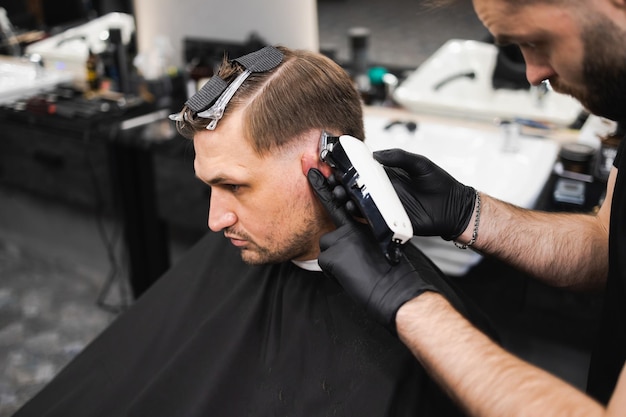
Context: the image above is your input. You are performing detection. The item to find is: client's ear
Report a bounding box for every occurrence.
[301,150,333,178]
[300,129,333,178]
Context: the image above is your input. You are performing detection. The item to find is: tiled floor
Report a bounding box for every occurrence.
[0,189,117,416]
[0,236,114,415]
[0,2,594,416]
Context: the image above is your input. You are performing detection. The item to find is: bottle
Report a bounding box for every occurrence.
[108,27,130,94]
[595,122,624,182]
[86,48,101,92]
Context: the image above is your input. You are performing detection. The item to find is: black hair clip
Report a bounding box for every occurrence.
[169,46,284,130]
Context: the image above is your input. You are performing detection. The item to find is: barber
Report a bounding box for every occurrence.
[308,0,626,414]
[309,155,622,416]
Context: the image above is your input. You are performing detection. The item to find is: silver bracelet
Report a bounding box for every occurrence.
[454,190,481,250]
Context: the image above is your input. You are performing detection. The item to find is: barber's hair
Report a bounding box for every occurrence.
[176,46,364,156]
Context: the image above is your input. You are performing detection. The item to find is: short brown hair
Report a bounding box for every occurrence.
[176,46,364,156]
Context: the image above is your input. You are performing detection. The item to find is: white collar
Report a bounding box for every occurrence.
[291,259,322,272]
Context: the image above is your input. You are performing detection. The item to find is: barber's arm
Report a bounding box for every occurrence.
[376,149,610,291]
[307,167,622,417]
[397,292,619,417]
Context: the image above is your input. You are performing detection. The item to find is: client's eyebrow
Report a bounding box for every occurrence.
[196,174,236,187]
[198,176,220,186]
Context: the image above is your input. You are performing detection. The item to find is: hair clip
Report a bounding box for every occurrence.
[197,69,251,130]
[168,112,184,122]
[179,46,284,131]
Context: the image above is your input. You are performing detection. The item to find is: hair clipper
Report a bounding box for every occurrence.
[319,131,413,264]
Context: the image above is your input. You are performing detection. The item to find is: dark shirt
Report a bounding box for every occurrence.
[14,231,476,416]
[587,137,626,403]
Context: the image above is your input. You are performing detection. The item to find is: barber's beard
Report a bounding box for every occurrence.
[552,17,626,122]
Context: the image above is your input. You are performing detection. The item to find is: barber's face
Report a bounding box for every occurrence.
[474,0,626,120]
[193,109,331,265]
[572,18,626,121]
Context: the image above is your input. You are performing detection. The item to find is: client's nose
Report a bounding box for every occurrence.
[208,191,237,231]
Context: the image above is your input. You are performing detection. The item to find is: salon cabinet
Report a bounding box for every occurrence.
[0,122,113,212]
[0,112,208,235]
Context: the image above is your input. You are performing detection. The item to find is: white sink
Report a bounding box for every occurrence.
[0,56,73,105]
[364,115,560,275]
[393,39,583,127]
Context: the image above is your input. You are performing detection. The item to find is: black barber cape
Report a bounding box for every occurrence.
[15,231,475,416]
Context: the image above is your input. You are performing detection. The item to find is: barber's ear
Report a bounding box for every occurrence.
[301,151,333,178]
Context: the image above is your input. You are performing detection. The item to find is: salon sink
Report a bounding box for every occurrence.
[0,56,73,105]
[364,115,560,275]
[393,39,583,127]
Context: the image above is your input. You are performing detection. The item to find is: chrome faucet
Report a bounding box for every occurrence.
[499,119,522,153]
[531,80,550,108]
[28,53,45,78]
[382,72,399,106]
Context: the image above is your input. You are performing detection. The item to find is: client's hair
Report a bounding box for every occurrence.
[176,46,364,156]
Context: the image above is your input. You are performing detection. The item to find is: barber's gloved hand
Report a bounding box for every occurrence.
[307,168,439,331]
[375,148,476,241]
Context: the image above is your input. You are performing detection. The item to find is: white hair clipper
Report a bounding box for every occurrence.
[319,131,413,264]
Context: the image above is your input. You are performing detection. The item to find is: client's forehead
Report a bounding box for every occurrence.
[193,109,296,185]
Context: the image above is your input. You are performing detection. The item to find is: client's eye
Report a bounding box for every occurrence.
[226,184,241,193]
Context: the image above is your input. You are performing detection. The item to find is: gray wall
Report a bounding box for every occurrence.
[133,0,319,67]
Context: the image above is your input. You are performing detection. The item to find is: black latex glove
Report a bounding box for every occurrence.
[375,148,476,241]
[308,168,440,330]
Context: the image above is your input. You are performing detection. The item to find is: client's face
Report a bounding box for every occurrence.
[193,109,331,265]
